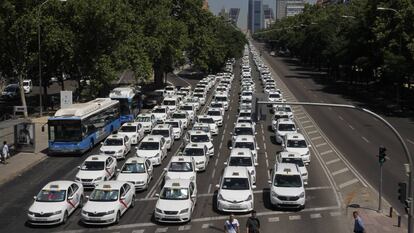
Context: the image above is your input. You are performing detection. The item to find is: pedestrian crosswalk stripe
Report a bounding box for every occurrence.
[155,228,168,233]
[268,217,280,222]
[178,225,191,231]
[132,230,144,233]
[289,215,301,220]
[310,213,322,219]
[201,223,212,229]
[330,211,342,217]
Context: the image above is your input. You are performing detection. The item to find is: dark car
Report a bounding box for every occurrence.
[143,91,163,108]
[1,84,20,100]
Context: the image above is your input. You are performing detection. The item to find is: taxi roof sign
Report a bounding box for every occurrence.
[131,160,138,163]
[50,184,59,189]
[232,172,240,176]
[283,168,291,174]
[103,184,112,189]
[178,157,184,161]
[92,157,99,160]
[172,182,180,187]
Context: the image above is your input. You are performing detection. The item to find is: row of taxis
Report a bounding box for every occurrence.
[251,43,310,209]
[26,62,237,226]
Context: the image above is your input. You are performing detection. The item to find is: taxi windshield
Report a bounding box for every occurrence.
[153,108,166,113]
[239,112,251,118]
[104,138,123,146]
[282,158,305,167]
[163,100,176,106]
[151,129,170,137]
[169,162,193,172]
[278,124,296,131]
[198,118,214,124]
[215,97,228,102]
[270,94,281,98]
[122,163,145,173]
[235,127,253,136]
[81,161,105,171]
[119,126,137,132]
[274,174,302,187]
[89,189,119,201]
[136,116,150,122]
[160,187,189,200]
[36,190,66,202]
[139,142,159,150]
[193,126,209,132]
[207,110,221,116]
[172,113,186,119]
[190,134,209,143]
[165,121,179,128]
[287,140,307,148]
[229,157,253,166]
[181,105,193,111]
[234,142,254,150]
[211,103,223,108]
[184,148,205,156]
[222,178,249,190]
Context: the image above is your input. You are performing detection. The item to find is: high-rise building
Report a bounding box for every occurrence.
[229,8,240,25]
[248,0,253,32]
[253,0,263,33]
[202,0,209,10]
[218,7,229,19]
[263,4,275,29]
[276,0,304,19]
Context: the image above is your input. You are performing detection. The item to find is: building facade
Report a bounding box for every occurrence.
[229,8,240,25]
[276,0,304,19]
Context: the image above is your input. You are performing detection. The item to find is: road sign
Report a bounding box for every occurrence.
[60,91,72,109]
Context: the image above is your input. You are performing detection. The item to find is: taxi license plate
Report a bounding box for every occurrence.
[35,217,48,221]
[165,216,179,219]
[229,204,241,209]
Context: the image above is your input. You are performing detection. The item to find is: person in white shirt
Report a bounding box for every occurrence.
[224,213,239,233]
[2,141,9,164]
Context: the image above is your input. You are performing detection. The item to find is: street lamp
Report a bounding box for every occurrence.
[341,15,356,19]
[38,0,67,116]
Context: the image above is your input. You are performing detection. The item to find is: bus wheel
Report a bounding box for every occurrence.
[89,142,94,151]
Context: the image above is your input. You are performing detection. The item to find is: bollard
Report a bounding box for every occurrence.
[389,207,393,218]
[398,215,402,227]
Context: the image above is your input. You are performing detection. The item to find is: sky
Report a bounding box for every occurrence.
[208,0,276,30]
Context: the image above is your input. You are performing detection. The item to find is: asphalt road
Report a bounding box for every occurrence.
[254,42,414,217]
[0,55,351,233]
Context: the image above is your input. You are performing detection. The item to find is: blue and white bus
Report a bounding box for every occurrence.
[109,87,141,123]
[47,98,121,155]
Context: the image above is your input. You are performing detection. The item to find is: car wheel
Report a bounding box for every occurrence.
[131,196,136,208]
[62,211,68,224]
[79,195,84,208]
[115,211,120,224]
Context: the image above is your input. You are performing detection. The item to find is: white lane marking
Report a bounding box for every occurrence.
[219,141,223,149]
[325,158,341,165]
[211,168,216,178]
[338,178,359,189]
[227,115,230,120]
[268,217,280,222]
[297,116,308,120]
[331,167,349,176]
[155,228,168,233]
[338,116,344,121]
[361,136,370,143]
[303,125,315,129]
[132,230,144,233]
[305,186,332,190]
[202,223,212,229]
[315,142,327,148]
[311,136,322,140]
[146,170,166,198]
[289,215,301,220]
[330,211,342,217]
[348,124,355,130]
[307,130,318,135]
[408,139,414,145]
[320,150,333,156]
[300,120,312,124]
[310,213,322,219]
[215,159,218,166]
[263,143,267,150]
[208,184,212,194]
[295,112,305,116]
[178,225,191,231]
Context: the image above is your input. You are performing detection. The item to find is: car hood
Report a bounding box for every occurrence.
[152,113,167,118]
[191,156,206,163]
[117,132,135,138]
[29,201,66,214]
[137,150,160,158]
[76,170,106,180]
[219,189,251,202]
[156,199,191,212]
[172,128,181,134]
[117,173,148,182]
[209,116,223,120]
[139,122,152,127]
[285,147,308,155]
[83,201,119,213]
[165,171,195,180]
[100,145,123,152]
[271,186,304,196]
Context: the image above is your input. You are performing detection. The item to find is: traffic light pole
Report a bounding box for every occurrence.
[257,101,414,233]
[379,162,383,212]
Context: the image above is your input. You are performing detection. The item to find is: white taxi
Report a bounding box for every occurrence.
[135,113,156,133]
[164,119,184,140]
[81,181,136,225]
[171,110,190,129]
[272,104,294,119]
[196,115,219,135]
[184,130,214,157]
[164,156,196,181]
[152,105,170,123]
[231,123,256,142]
[283,133,311,164]
[136,135,168,166]
[75,155,117,189]
[150,124,174,150]
[192,123,212,137]
[269,163,305,209]
[225,148,257,184]
[116,157,153,190]
[276,151,308,185]
[99,134,131,159]
[27,181,84,225]
[214,93,229,110]
[179,103,196,122]
[206,108,223,126]
[117,122,145,145]
[154,179,197,223]
[230,136,259,165]
[216,167,255,213]
[183,96,200,110]
[181,143,209,171]
[275,119,297,144]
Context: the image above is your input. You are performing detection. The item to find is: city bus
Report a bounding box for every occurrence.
[109,87,141,123]
[47,98,121,155]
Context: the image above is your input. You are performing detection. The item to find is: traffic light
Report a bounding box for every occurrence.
[398,182,407,204]
[379,146,387,164]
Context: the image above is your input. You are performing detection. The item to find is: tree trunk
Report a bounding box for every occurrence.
[18,74,28,118]
[153,62,165,89]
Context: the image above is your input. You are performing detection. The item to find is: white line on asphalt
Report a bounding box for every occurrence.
[264,143,267,150]
[211,168,216,179]
[146,170,166,198]
[227,115,230,120]
[132,230,144,233]
[217,151,221,159]
[338,116,344,121]
[303,125,315,129]
[201,223,212,229]
[307,130,318,135]
[320,150,333,156]
[215,159,218,166]
[338,178,359,189]
[301,120,312,124]
[219,141,223,149]
[310,213,322,219]
[408,139,414,145]
[331,167,349,176]
[330,211,342,217]
[361,136,370,143]
[305,186,332,190]
[178,225,191,231]
[208,184,212,194]
[298,116,308,120]
[295,112,305,116]
[310,136,322,141]
[155,228,168,233]
[315,142,327,148]
[289,215,301,220]
[348,124,355,130]
[268,217,280,222]
[325,158,341,165]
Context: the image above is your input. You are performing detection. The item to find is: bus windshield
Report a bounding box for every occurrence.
[48,120,82,142]
[112,98,130,116]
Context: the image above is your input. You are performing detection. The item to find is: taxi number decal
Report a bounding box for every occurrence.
[119,199,128,208]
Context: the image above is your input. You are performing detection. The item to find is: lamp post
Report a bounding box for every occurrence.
[38,0,66,116]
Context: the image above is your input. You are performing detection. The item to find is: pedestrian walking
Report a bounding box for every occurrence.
[246,210,260,233]
[353,211,365,233]
[1,141,9,164]
[224,213,239,233]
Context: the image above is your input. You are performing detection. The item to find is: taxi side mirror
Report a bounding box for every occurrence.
[268,180,272,184]
[67,196,74,200]
[116,168,121,173]
[163,168,168,171]
[155,193,160,197]
[254,163,258,166]
[85,196,89,200]
[100,142,104,145]
[252,185,257,189]
[77,166,81,169]
[191,194,196,198]
[308,145,312,148]
[229,147,233,150]
[215,184,220,189]
[120,196,126,200]
[33,196,37,200]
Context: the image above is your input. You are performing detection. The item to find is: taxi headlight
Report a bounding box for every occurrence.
[302,173,308,177]
[179,208,189,214]
[155,208,163,213]
[118,149,123,153]
[218,194,224,201]
[196,161,204,165]
[75,177,81,181]
[53,210,62,215]
[153,153,160,158]
[305,151,310,155]
[299,192,305,198]
[271,191,279,198]
[245,195,252,201]
[106,210,115,215]
[28,211,35,215]
[95,177,103,181]
[189,176,195,181]
[82,210,88,215]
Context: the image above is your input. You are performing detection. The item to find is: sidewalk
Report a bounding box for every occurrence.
[0,116,49,186]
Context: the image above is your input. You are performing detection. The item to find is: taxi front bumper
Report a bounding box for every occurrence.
[81,212,117,225]
[217,200,253,213]
[27,213,63,225]
[154,211,191,223]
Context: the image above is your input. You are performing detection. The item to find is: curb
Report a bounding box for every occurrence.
[0,154,48,186]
